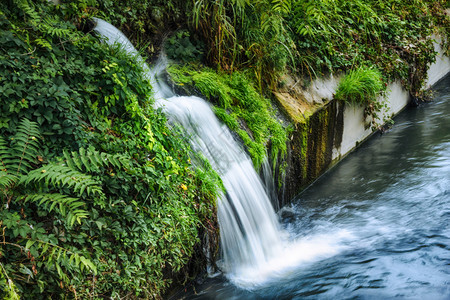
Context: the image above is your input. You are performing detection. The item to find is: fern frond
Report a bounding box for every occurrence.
[63,148,132,173]
[23,164,104,198]
[9,118,41,175]
[0,171,19,191]
[37,241,97,275]
[15,118,41,142]
[78,148,91,172]
[14,0,40,24]
[23,193,89,226]
[3,240,97,289]
[63,149,84,171]
[41,22,73,40]
[271,0,291,14]
[34,38,52,50]
[13,0,77,47]
[24,239,97,278]
[0,137,9,172]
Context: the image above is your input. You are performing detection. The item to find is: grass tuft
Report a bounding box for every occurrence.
[335,66,383,106]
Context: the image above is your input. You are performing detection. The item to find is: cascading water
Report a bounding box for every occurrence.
[156,96,284,274]
[92,17,450,299]
[92,18,173,100]
[93,19,351,289]
[92,18,288,280]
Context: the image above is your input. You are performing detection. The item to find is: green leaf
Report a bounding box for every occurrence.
[25,240,36,250]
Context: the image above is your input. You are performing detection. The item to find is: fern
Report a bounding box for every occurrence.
[14,0,40,23]
[0,118,41,176]
[0,119,122,297]
[63,147,132,173]
[0,238,97,290]
[0,137,9,172]
[0,172,18,200]
[10,118,41,175]
[34,37,52,50]
[1,119,133,223]
[24,239,97,276]
[0,119,89,224]
[23,193,89,226]
[13,0,81,48]
[271,0,291,14]
[25,164,104,198]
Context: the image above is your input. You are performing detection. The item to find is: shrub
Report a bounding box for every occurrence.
[0,1,220,298]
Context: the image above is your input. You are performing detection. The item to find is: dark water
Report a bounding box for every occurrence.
[177,74,450,300]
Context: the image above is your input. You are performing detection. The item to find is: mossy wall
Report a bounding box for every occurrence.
[278,38,450,205]
[280,100,344,205]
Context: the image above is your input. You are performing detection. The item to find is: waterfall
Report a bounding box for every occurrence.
[93,18,284,278]
[93,18,356,289]
[156,96,284,274]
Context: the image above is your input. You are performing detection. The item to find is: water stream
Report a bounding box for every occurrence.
[93,19,450,299]
[181,75,450,299]
[93,19,289,283]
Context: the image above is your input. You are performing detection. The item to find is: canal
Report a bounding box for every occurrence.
[178,74,450,299]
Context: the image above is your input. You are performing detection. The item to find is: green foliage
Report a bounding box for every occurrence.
[90,0,447,97]
[0,118,41,176]
[0,1,220,298]
[2,0,447,297]
[94,0,190,55]
[0,1,97,151]
[0,119,98,297]
[168,64,288,169]
[0,263,21,300]
[289,0,449,90]
[165,30,205,63]
[335,66,388,130]
[190,0,294,89]
[335,66,384,106]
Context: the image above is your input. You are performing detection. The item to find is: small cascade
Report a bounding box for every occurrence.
[93,19,284,277]
[158,96,283,274]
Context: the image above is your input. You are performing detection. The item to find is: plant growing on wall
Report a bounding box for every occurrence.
[334,66,387,130]
[168,64,288,169]
[335,66,383,105]
[288,0,449,85]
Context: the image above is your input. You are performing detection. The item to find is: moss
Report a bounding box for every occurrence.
[272,91,318,124]
[168,64,288,170]
[281,99,344,202]
[317,109,329,171]
[299,122,309,180]
[333,101,345,151]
